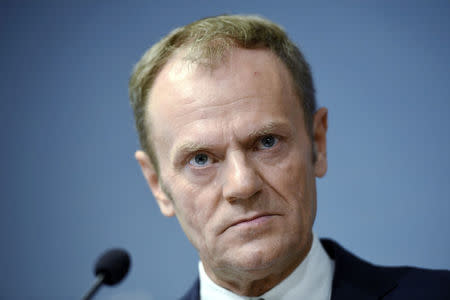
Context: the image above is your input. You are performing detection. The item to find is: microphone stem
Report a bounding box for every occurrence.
[82,273,105,300]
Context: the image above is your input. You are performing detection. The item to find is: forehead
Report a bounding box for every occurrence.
[147,47,303,157]
[152,48,295,100]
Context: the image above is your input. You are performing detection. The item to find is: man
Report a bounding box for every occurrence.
[128,15,449,299]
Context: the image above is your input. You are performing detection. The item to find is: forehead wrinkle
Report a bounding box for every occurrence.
[169,94,268,125]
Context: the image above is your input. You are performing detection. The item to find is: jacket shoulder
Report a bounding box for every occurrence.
[320,238,450,299]
[386,266,450,299]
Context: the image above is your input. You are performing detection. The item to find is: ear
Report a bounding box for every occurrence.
[312,107,328,178]
[135,150,175,217]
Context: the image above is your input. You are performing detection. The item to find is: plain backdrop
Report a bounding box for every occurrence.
[1,1,449,299]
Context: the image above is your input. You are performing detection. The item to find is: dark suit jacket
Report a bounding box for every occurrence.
[179,239,450,300]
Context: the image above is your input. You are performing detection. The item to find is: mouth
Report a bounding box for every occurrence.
[225,213,279,232]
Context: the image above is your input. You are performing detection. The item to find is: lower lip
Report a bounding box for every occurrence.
[235,215,273,227]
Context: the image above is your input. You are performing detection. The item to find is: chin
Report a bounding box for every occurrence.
[225,244,286,273]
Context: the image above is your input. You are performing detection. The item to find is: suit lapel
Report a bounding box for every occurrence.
[179,277,200,300]
[321,239,401,300]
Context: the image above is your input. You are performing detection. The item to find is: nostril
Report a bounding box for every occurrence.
[225,186,262,203]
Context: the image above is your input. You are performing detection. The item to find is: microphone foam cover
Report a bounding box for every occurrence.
[94,248,131,286]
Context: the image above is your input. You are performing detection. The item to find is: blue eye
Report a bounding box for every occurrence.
[189,153,210,167]
[259,135,278,149]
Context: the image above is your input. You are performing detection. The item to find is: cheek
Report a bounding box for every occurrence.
[172,198,205,250]
[170,180,221,246]
[260,148,316,223]
[269,151,308,196]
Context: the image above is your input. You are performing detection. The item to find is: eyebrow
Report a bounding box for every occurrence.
[174,142,208,158]
[171,121,291,162]
[247,121,291,140]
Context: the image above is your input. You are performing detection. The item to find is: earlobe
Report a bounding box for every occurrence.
[312,107,328,178]
[135,150,175,217]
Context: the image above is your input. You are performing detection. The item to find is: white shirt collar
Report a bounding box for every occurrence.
[199,233,335,300]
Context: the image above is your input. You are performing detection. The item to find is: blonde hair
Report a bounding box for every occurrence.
[129,15,316,172]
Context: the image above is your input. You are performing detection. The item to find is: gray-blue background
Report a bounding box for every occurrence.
[1,1,449,299]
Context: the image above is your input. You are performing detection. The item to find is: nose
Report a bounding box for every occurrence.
[222,150,263,202]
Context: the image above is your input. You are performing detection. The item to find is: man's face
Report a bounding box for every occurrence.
[136,48,328,285]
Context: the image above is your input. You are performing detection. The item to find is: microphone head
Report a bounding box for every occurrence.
[94,248,131,286]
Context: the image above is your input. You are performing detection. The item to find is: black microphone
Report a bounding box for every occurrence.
[82,248,131,300]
